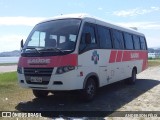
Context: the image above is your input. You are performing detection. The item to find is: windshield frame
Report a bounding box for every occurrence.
[23,18,82,56]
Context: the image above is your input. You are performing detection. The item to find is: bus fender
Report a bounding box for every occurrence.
[83,72,99,89]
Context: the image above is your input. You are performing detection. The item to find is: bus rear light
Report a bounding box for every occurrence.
[56,66,75,74]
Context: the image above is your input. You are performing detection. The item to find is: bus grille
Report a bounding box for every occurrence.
[24,68,54,85]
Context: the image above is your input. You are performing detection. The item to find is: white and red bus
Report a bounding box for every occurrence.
[17,14,148,101]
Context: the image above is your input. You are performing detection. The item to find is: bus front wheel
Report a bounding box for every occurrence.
[82,78,97,101]
[32,90,49,98]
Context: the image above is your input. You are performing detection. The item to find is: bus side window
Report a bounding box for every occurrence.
[79,23,97,53]
[98,26,112,49]
[111,29,124,49]
[124,32,134,50]
[140,36,147,50]
[133,35,140,50]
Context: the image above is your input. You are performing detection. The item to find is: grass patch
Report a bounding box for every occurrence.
[148,59,160,67]
[0,72,18,92]
[0,72,32,111]
[0,71,17,83]
[0,63,17,66]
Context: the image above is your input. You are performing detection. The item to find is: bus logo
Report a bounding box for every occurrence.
[28,59,51,65]
[91,50,99,64]
[131,53,139,59]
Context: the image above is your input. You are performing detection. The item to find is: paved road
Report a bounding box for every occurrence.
[0,65,17,73]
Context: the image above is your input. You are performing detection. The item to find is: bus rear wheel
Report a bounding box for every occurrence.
[82,78,97,101]
[127,68,137,84]
[32,90,49,98]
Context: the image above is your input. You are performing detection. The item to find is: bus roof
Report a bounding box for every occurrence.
[40,14,145,36]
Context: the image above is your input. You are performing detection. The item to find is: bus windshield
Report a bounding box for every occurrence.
[23,19,81,54]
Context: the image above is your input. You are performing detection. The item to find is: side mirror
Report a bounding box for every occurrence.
[21,39,24,48]
[85,33,91,44]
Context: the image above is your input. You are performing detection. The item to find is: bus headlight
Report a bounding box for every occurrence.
[17,66,23,74]
[56,66,75,74]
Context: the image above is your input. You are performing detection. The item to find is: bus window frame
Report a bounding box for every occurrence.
[97,25,113,49]
[123,32,134,50]
[111,29,125,50]
[79,22,99,54]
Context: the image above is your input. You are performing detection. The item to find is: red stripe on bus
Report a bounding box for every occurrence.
[116,51,123,62]
[142,53,148,70]
[109,50,148,70]
[109,50,117,63]
[122,51,147,61]
[122,50,148,70]
[142,59,148,70]
[18,54,78,68]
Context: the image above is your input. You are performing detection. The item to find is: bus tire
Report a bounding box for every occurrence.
[128,69,137,84]
[32,90,49,98]
[82,78,97,101]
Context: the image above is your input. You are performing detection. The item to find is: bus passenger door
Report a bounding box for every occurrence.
[97,26,115,85]
[109,50,124,82]
[78,22,99,85]
[98,50,114,86]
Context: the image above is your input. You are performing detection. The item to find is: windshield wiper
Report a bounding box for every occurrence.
[23,47,41,54]
[41,47,65,53]
[54,48,65,53]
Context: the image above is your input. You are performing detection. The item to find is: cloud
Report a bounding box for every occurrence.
[113,7,160,17]
[98,7,103,10]
[146,36,160,48]
[0,17,46,26]
[114,21,160,30]
[0,35,27,52]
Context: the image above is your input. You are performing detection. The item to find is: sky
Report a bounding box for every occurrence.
[0,0,160,52]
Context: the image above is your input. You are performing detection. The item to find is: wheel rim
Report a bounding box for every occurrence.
[87,82,95,97]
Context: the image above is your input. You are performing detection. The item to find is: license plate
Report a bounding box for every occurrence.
[30,77,42,83]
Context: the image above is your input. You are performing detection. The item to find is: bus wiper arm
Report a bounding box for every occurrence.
[54,48,65,53]
[23,47,41,54]
[42,47,64,53]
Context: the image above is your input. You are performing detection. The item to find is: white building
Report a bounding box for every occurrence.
[148,53,160,59]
